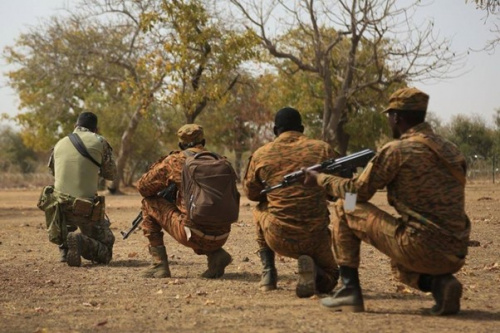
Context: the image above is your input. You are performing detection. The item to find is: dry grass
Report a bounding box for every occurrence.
[0,173,54,189]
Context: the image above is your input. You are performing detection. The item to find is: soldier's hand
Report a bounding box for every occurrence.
[302,168,319,187]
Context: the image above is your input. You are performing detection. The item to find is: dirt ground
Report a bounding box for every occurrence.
[0,183,499,333]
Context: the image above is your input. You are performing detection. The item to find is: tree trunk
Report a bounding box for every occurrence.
[323,93,351,155]
[336,116,350,155]
[321,65,341,151]
[234,149,243,182]
[323,34,359,156]
[108,105,144,194]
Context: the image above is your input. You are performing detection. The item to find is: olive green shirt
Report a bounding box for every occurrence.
[49,126,116,198]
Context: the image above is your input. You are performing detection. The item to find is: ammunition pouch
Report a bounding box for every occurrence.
[72,196,105,222]
[72,198,93,216]
[37,186,105,244]
[37,185,55,211]
[37,185,67,245]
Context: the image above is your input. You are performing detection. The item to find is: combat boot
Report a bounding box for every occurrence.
[430,274,462,316]
[59,244,68,262]
[320,266,365,312]
[258,248,277,291]
[66,232,83,267]
[201,248,232,279]
[296,255,317,298]
[142,245,171,278]
[315,265,339,294]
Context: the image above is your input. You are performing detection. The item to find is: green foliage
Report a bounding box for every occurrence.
[143,0,260,123]
[259,27,405,150]
[443,114,495,159]
[4,16,137,150]
[0,126,38,173]
[344,106,389,152]
[2,0,260,189]
[198,72,274,175]
[492,109,500,157]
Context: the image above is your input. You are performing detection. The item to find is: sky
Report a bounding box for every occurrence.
[0,0,499,128]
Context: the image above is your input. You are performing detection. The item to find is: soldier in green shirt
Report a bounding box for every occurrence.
[46,112,117,267]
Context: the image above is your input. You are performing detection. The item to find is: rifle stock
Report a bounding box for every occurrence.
[121,183,177,240]
[260,149,375,195]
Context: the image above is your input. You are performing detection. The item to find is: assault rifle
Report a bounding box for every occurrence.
[260,149,375,195]
[121,183,177,240]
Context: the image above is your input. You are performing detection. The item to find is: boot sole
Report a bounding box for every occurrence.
[213,252,232,278]
[66,233,81,267]
[260,285,277,292]
[431,277,462,316]
[201,251,232,279]
[321,300,365,312]
[296,255,316,298]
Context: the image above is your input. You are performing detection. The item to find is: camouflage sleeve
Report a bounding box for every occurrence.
[100,140,117,181]
[48,148,55,176]
[137,152,183,198]
[242,154,266,202]
[317,142,400,202]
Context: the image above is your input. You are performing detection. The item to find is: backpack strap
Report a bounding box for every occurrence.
[182,150,220,160]
[193,152,220,160]
[407,135,466,186]
[68,133,101,168]
[182,150,196,158]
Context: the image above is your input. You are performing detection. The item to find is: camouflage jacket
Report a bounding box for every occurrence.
[137,146,233,234]
[243,131,338,233]
[317,122,470,240]
[137,147,201,208]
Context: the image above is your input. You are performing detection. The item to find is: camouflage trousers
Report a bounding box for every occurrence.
[61,204,115,264]
[331,199,467,289]
[141,197,229,255]
[253,204,339,293]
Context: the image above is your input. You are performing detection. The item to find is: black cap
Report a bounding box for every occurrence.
[274,107,302,130]
[76,112,98,132]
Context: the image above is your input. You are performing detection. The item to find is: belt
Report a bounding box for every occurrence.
[186,227,230,241]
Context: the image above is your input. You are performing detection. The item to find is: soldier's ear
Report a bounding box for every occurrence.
[393,114,399,124]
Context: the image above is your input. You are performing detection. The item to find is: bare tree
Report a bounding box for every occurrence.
[228,0,463,153]
[468,0,499,13]
[466,0,500,51]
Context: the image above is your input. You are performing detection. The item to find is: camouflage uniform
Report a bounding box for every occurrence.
[137,147,230,254]
[243,131,339,293]
[48,126,116,264]
[316,100,470,291]
[137,124,233,279]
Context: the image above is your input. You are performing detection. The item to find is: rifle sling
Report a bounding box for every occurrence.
[68,133,102,168]
[408,135,466,186]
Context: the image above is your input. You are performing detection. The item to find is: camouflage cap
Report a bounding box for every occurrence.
[177,124,204,144]
[382,87,429,113]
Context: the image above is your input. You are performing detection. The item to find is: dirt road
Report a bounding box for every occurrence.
[0,184,499,332]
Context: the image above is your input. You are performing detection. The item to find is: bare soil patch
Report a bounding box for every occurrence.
[0,184,499,332]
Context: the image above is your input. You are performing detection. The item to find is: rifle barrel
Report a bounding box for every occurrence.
[260,149,375,195]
